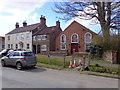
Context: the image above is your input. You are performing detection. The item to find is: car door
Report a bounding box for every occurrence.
[10,52,20,66]
[5,52,14,65]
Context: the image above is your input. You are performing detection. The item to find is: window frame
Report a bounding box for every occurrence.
[8,36,10,41]
[16,34,19,40]
[21,34,24,40]
[71,33,79,43]
[84,32,92,43]
[60,34,66,43]
[37,35,47,40]
[26,33,30,39]
[41,45,47,51]
[60,43,66,50]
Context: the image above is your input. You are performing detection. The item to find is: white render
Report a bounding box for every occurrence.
[5,31,32,51]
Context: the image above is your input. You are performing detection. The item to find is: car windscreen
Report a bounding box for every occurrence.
[21,52,35,56]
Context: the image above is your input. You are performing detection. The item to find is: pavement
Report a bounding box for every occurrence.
[1,66,119,88]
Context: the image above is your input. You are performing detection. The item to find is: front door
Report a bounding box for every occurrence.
[33,45,36,54]
[37,45,40,54]
[71,43,78,54]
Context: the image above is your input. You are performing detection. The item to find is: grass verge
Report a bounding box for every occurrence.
[80,71,119,79]
[36,55,119,78]
[37,63,64,70]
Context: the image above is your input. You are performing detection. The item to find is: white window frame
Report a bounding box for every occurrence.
[8,36,10,41]
[16,34,19,40]
[16,44,18,49]
[41,45,47,51]
[26,33,29,39]
[37,35,47,40]
[60,43,66,50]
[60,34,66,43]
[71,33,79,43]
[21,34,24,40]
[84,32,92,43]
[33,36,36,41]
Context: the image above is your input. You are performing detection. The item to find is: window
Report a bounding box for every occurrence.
[16,34,19,40]
[84,32,92,43]
[9,52,14,56]
[84,32,92,51]
[61,43,66,50]
[21,34,24,40]
[8,44,10,48]
[33,36,36,41]
[2,45,5,49]
[14,52,20,56]
[27,44,29,49]
[21,52,34,56]
[60,34,66,43]
[85,43,91,52]
[26,33,29,39]
[60,34,66,50]
[41,45,47,51]
[8,36,10,40]
[37,35,47,40]
[71,34,78,43]
[16,44,18,49]
[11,44,13,49]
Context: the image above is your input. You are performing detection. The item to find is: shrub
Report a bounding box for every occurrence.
[88,65,118,75]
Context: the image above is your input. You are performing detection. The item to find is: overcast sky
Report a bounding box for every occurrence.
[0,0,101,36]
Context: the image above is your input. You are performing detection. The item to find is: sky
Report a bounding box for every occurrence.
[0,0,101,37]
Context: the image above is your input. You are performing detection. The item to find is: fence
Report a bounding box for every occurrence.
[36,51,91,69]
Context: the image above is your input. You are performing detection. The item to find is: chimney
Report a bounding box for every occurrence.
[15,22,19,28]
[23,21,27,27]
[40,15,46,25]
[56,20,60,27]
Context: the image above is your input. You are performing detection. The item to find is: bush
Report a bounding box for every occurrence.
[92,35,120,51]
[88,64,118,75]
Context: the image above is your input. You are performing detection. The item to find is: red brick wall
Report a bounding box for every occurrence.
[55,21,97,54]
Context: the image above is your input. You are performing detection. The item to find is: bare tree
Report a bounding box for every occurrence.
[53,2,120,50]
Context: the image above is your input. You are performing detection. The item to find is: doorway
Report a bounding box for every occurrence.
[71,43,78,54]
[37,45,40,54]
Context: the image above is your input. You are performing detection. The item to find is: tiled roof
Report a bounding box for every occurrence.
[0,36,5,38]
[35,26,56,35]
[6,23,42,35]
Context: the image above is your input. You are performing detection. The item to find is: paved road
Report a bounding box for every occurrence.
[1,66,119,88]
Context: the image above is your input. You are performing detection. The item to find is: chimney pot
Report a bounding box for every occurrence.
[15,22,19,28]
[40,15,46,25]
[56,20,60,27]
[23,21,27,27]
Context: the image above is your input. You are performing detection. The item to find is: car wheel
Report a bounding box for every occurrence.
[1,60,6,67]
[32,65,36,68]
[16,62,22,70]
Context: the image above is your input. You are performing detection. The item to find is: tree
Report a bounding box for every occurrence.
[53,2,120,50]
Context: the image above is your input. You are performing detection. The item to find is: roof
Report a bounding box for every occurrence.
[64,20,97,35]
[6,23,43,35]
[0,36,5,38]
[35,26,56,35]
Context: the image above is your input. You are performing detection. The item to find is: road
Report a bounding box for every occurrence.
[1,66,119,88]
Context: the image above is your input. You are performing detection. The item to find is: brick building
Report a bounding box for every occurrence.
[55,21,97,55]
[0,36,5,51]
[33,20,62,54]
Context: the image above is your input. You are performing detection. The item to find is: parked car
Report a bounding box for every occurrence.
[0,49,11,58]
[1,51,37,70]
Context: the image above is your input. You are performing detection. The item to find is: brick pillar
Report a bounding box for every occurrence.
[112,51,117,64]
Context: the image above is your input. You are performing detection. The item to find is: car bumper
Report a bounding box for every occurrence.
[21,61,37,67]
